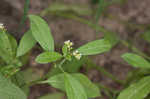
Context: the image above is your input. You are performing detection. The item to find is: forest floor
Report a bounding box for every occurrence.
[0,0,150,99]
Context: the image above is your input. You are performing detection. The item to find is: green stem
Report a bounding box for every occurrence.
[95,0,105,36]
[40,11,107,33]
[121,40,150,60]
[95,66,125,85]
[96,83,113,99]
[25,59,66,87]
[86,58,125,85]
[96,83,119,99]
[58,59,66,72]
[26,76,47,86]
[44,12,150,60]
[105,14,147,30]
[20,0,30,26]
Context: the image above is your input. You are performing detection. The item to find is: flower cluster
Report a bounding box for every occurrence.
[64,40,73,50]
[73,50,82,60]
[0,23,4,30]
[64,40,82,60]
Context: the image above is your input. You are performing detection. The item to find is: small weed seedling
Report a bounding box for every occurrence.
[1,13,150,99]
[0,15,111,99]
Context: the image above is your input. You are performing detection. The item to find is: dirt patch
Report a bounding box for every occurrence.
[1,0,150,99]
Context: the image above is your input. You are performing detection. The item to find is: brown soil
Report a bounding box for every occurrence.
[0,0,150,99]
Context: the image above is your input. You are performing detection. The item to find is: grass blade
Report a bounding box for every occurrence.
[20,0,30,26]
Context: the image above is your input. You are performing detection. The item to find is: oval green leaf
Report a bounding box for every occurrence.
[42,3,92,16]
[40,92,64,99]
[0,74,27,99]
[64,73,87,99]
[29,15,54,51]
[72,73,100,98]
[77,39,111,55]
[62,44,68,57]
[17,30,36,57]
[0,31,14,63]
[36,52,62,64]
[117,76,150,99]
[7,33,18,57]
[122,53,150,68]
[0,31,13,57]
[41,73,100,98]
[104,32,119,47]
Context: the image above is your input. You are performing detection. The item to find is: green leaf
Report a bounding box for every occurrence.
[72,73,100,98]
[95,0,105,23]
[62,44,68,57]
[0,74,27,99]
[141,31,150,43]
[46,57,87,77]
[77,39,111,55]
[20,0,30,26]
[0,49,11,63]
[22,68,42,83]
[17,30,36,57]
[63,57,87,73]
[7,34,18,57]
[104,32,119,47]
[70,4,92,16]
[117,76,150,99]
[0,31,13,56]
[36,52,62,64]
[29,15,54,51]
[64,73,87,99]
[40,92,64,99]
[11,72,30,95]
[122,53,150,68]
[125,69,150,86]
[0,31,14,63]
[42,73,100,98]
[41,3,92,16]
[42,73,65,91]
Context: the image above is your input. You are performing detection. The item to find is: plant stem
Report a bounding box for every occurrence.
[121,40,150,60]
[86,58,125,85]
[20,0,30,27]
[97,83,113,99]
[105,14,147,30]
[25,59,66,87]
[95,66,125,85]
[58,59,66,73]
[40,11,107,33]
[26,76,46,86]
[96,83,119,99]
[45,12,150,60]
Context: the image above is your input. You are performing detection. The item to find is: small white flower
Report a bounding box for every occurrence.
[73,50,79,55]
[73,50,82,60]
[0,23,4,29]
[64,40,74,50]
